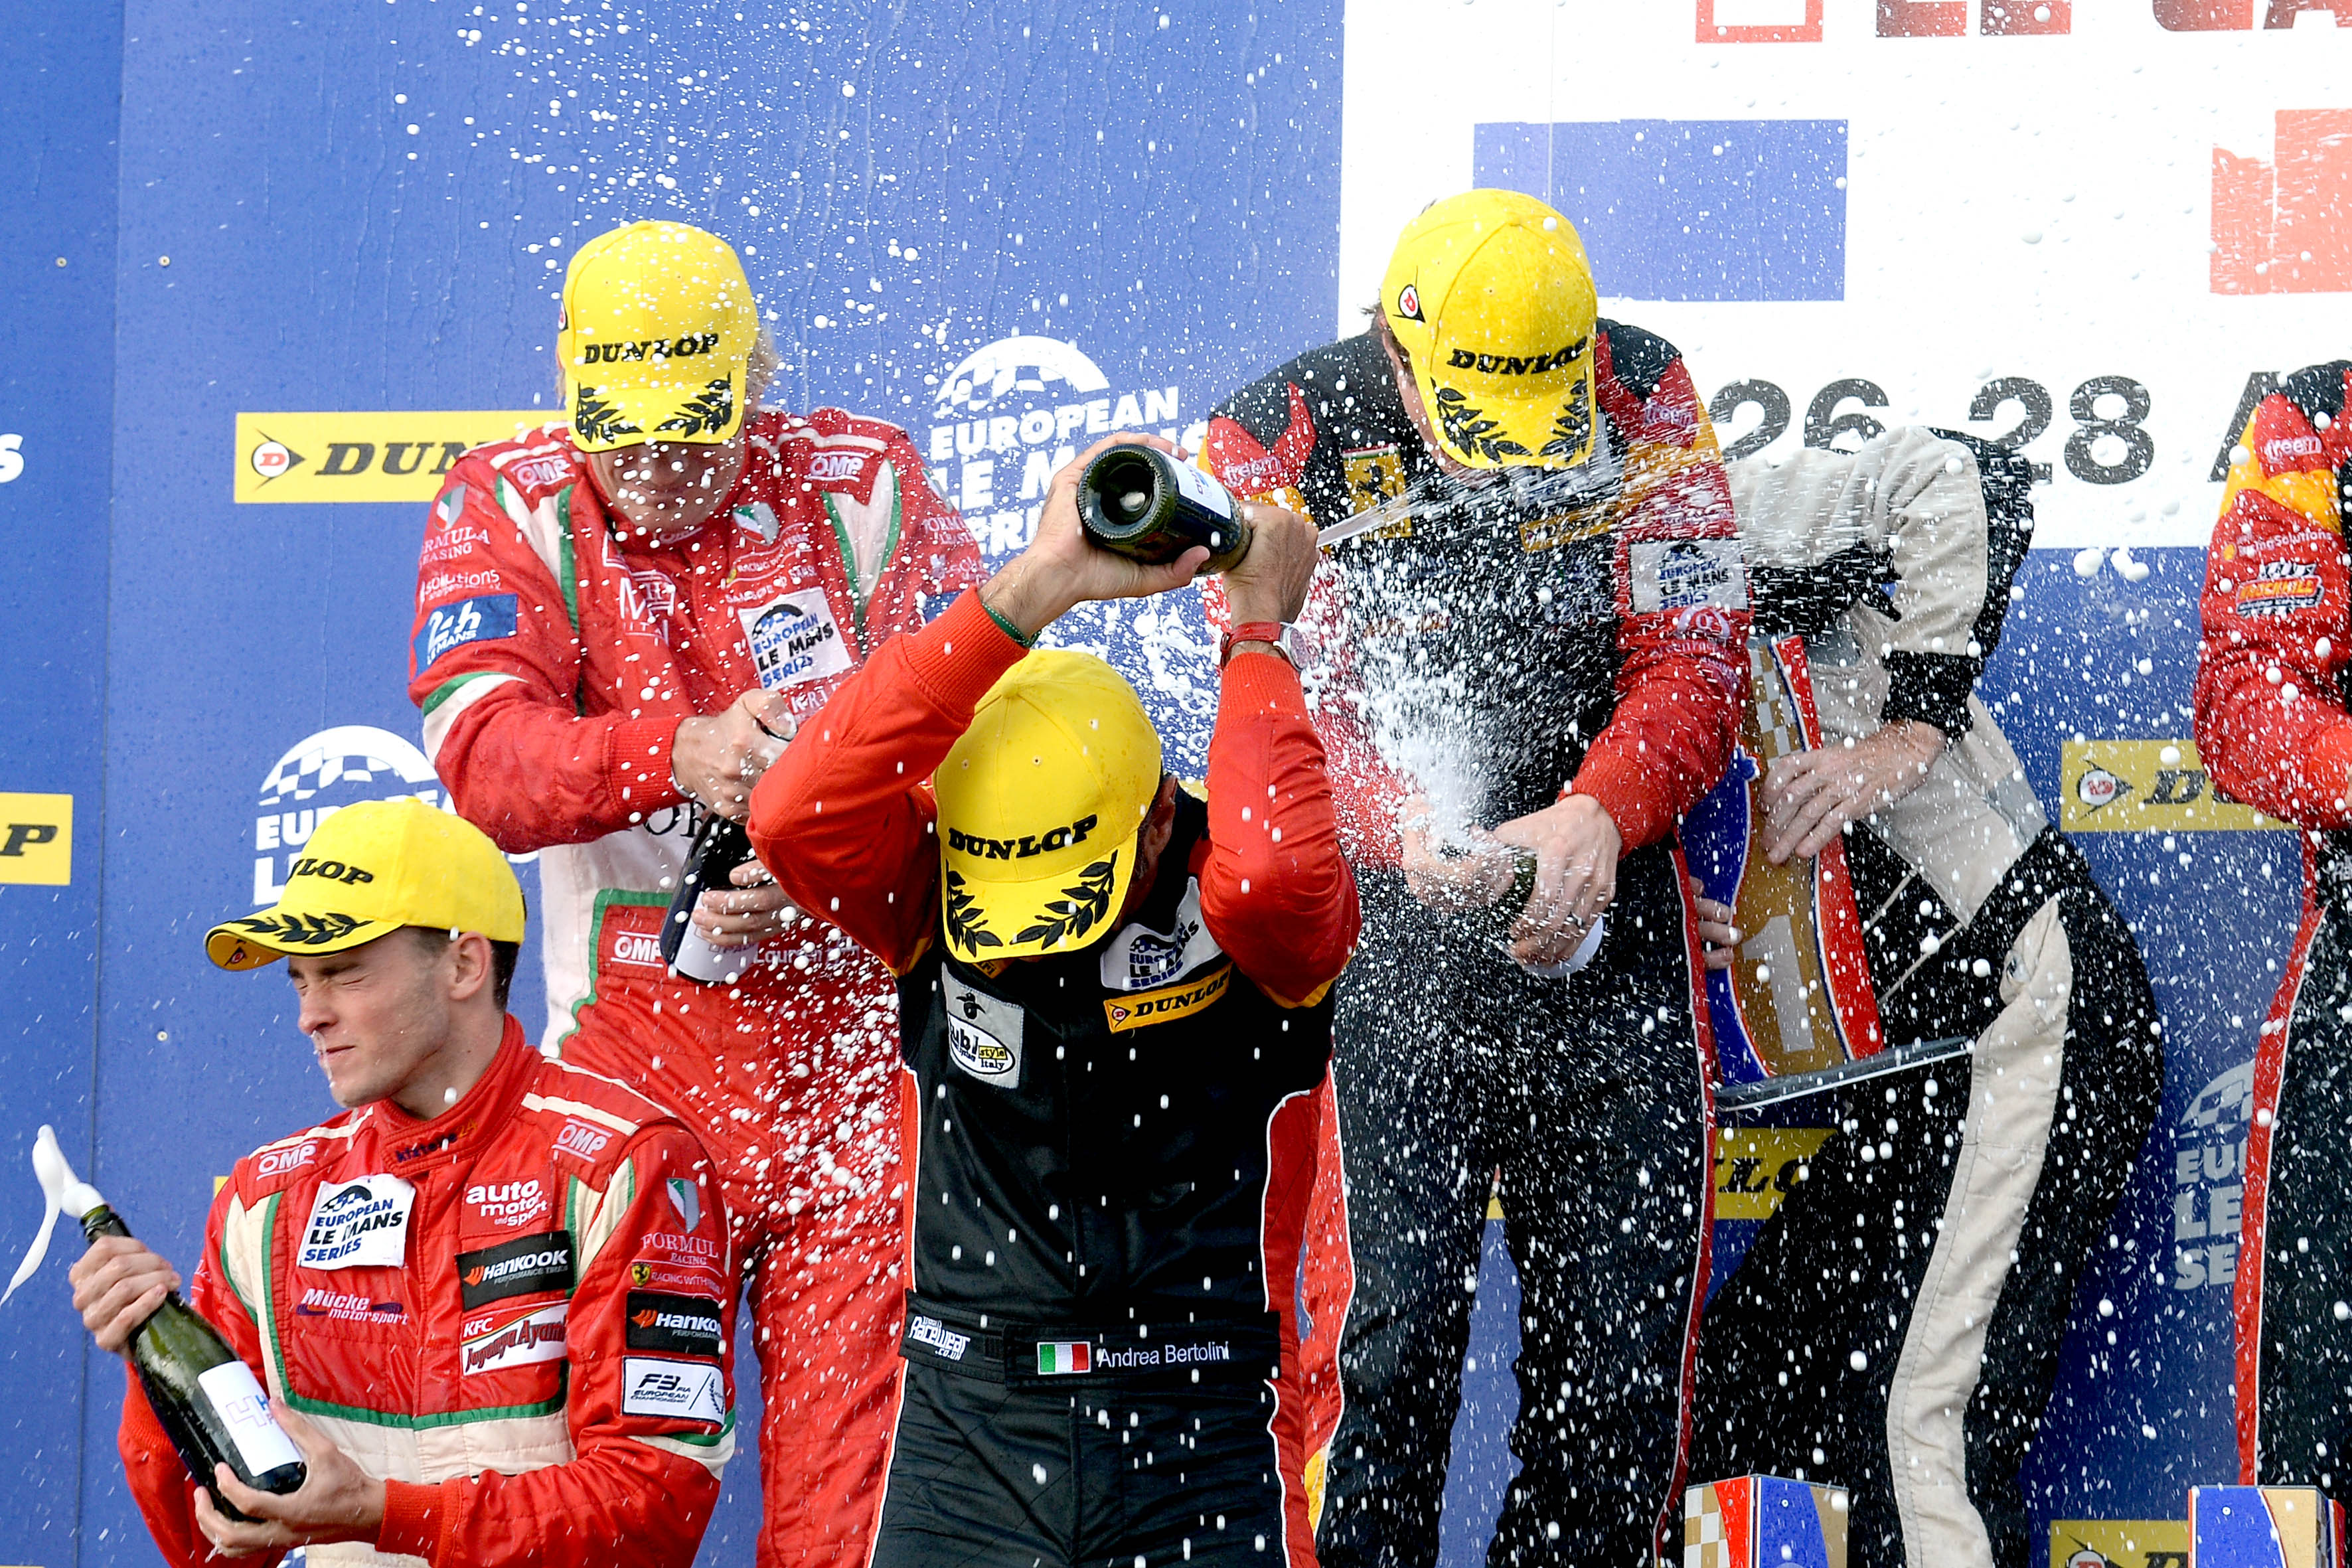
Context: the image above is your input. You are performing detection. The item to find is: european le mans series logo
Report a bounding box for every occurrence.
[236,412,539,503]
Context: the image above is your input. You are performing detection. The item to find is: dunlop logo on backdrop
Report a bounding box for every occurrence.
[1476,1128,1833,1223]
[2061,740,2282,833]
[235,412,542,503]
[0,793,72,886]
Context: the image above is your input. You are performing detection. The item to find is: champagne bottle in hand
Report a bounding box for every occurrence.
[12,1127,305,1517]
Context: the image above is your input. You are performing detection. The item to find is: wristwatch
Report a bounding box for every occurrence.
[1219,621,1296,668]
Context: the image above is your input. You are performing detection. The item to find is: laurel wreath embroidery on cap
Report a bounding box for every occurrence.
[1432,387,1531,463]
[657,378,736,439]
[943,868,1004,951]
[1539,378,1594,463]
[234,911,365,947]
[571,386,642,445]
[1010,853,1120,947]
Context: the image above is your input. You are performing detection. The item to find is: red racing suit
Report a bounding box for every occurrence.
[121,1020,736,1568]
[406,409,982,1566]
[2191,360,2352,1488]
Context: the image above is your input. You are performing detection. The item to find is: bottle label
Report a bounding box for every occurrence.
[1170,459,1235,520]
[670,924,755,986]
[196,1361,303,1476]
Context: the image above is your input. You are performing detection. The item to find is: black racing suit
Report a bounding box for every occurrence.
[1204,323,1749,1568]
[747,588,1361,1568]
[877,793,1334,1568]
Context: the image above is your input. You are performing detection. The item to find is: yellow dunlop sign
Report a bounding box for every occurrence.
[2046,1518,2187,1568]
[0,793,72,885]
[1103,964,1231,1033]
[1711,1127,1833,1221]
[1478,1127,1834,1223]
[2061,740,2284,834]
[235,411,546,503]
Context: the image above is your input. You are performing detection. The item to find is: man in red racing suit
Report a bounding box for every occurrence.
[2192,358,2352,1492]
[80,798,738,1568]
[406,222,982,1564]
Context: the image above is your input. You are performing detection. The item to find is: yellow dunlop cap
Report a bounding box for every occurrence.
[205,798,526,971]
[934,651,1163,963]
[1379,189,1599,471]
[559,220,761,453]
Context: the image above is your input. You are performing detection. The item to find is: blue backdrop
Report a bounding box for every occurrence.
[0,2,2291,1564]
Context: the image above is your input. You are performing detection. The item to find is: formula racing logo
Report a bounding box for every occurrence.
[252,726,447,909]
[927,335,1200,558]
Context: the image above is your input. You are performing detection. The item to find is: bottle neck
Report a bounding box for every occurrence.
[79,1204,131,1243]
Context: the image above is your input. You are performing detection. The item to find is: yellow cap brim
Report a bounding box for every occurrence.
[1413,352,1596,472]
[940,834,1142,963]
[204,912,404,972]
[566,364,748,454]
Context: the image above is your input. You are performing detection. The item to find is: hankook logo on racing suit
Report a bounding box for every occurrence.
[457,1230,577,1308]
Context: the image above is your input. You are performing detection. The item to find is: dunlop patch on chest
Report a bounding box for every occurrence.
[1103,963,1233,1032]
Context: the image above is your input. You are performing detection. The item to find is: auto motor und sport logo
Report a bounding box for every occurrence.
[925,335,1205,558]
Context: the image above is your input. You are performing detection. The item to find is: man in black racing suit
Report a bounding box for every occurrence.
[1202,188,1749,1568]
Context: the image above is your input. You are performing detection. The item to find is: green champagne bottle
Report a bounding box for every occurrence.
[77,1201,309,1518]
[1077,444,1252,574]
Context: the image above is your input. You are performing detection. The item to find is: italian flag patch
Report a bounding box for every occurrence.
[1037,1340,1091,1375]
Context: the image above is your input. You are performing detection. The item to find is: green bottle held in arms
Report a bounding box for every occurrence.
[9,1126,305,1519]
[1077,444,1253,574]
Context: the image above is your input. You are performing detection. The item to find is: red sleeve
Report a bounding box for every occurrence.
[378,1125,735,1568]
[1197,651,1362,1007]
[408,457,684,854]
[747,589,1029,971]
[119,1184,287,1568]
[2193,396,2352,827]
[1573,354,1751,850]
